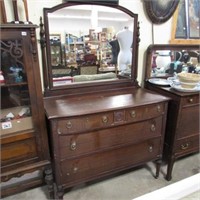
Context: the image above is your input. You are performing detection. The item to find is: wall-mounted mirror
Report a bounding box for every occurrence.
[40,1,139,94]
[145,44,200,79]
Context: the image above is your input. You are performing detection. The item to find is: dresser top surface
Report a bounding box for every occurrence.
[44,88,169,119]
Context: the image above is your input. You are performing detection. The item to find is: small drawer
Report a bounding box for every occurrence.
[59,138,161,187]
[182,95,200,107]
[57,112,114,134]
[58,116,163,159]
[175,134,199,155]
[126,103,164,123]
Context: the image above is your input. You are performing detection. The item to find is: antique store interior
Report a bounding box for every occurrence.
[1,0,200,199]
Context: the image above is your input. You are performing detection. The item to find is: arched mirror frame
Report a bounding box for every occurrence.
[145,44,200,80]
[40,1,139,96]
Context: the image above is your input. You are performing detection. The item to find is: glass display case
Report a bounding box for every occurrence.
[0,24,53,198]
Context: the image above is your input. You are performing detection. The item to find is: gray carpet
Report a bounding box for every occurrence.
[2,153,200,200]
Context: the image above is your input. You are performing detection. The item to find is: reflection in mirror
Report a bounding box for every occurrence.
[42,3,137,88]
[146,45,200,78]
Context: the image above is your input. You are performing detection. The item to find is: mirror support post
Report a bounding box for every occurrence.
[40,17,49,90]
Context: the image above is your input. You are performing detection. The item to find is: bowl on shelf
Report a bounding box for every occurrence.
[177,72,200,88]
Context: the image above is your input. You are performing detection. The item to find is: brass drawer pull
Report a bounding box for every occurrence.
[130,110,136,118]
[66,121,72,129]
[70,140,77,151]
[150,124,156,132]
[102,116,108,123]
[157,105,161,112]
[188,98,193,103]
[181,143,189,150]
[148,145,153,153]
[73,167,78,173]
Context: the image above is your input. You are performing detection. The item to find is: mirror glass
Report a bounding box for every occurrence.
[43,3,137,88]
[148,47,200,78]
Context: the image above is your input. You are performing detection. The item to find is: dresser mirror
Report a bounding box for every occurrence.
[40,1,139,95]
[145,44,200,79]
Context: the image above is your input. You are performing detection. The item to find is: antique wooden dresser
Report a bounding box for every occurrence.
[40,2,170,199]
[144,44,200,181]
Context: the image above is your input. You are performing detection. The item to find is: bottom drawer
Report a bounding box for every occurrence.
[1,138,37,167]
[175,134,199,156]
[59,138,161,187]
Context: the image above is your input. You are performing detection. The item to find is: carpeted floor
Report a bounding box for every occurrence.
[2,153,200,200]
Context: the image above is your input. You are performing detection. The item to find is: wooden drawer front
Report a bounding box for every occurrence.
[59,138,161,186]
[57,112,114,134]
[58,116,163,159]
[1,138,37,166]
[177,105,199,139]
[126,103,164,123]
[175,135,199,155]
[56,103,165,135]
[182,95,200,106]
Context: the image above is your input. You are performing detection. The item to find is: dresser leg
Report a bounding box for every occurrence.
[44,168,55,199]
[155,159,162,179]
[166,156,175,181]
[56,185,64,200]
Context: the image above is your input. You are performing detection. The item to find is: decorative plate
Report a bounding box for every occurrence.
[148,78,172,86]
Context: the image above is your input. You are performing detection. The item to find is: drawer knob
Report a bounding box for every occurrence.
[66,121,72,129]
[150,124,156,132]
[157,105,161,112]
[73,167,78,173]
[181,143,189,150]
[70,141,77,151]
[188,98,193,103]
[148,145,153,153]
[102,116,108,123]
[130,111,136,118]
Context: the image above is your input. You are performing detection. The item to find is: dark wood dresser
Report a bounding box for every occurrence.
[40,2,170,198]
[144,44,200,181]
[44,88,169,199]
[145,83,200,181]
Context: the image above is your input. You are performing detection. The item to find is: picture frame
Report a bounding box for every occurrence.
[188,0,200,39]
[170,0,200,44]
[143,0,179,24]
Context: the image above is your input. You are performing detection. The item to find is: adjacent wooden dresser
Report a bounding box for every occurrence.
[144,44,200,181]
[0,24,53,198]
[44,88,169,199]
[144,83,200,181]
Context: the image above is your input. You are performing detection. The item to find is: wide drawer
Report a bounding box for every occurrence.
[58,137,161,187]
[58,116,163,159]
[1,137,37,167]
[56,103,165,135]
[175,134,199,156]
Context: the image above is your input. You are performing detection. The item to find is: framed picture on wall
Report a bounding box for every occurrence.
[188,0,200,38]
[175,0,187,38]
[170,0,200,44]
